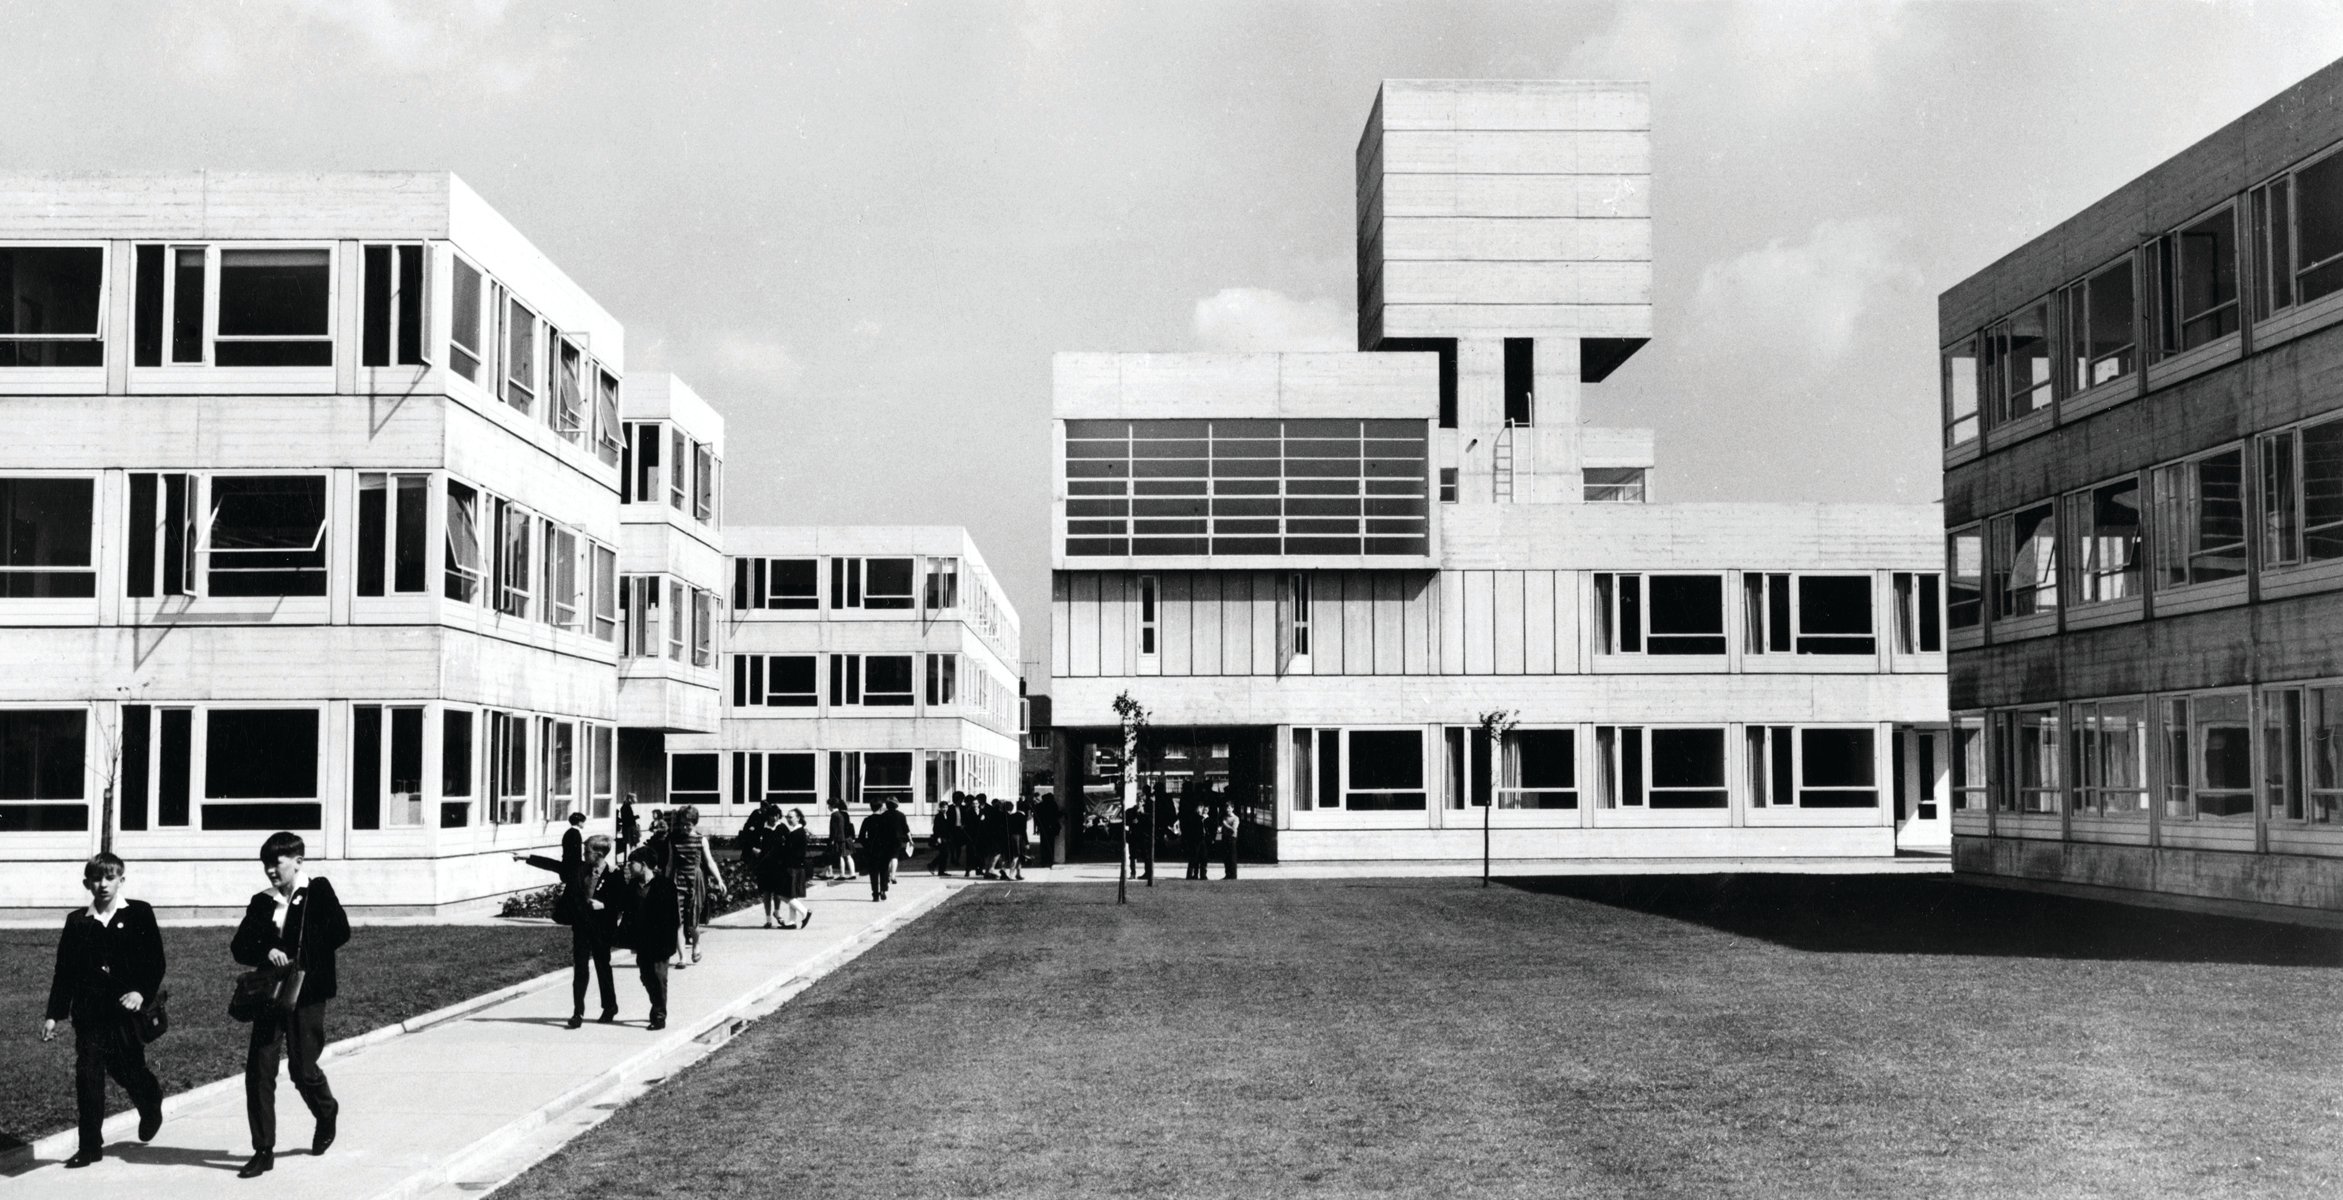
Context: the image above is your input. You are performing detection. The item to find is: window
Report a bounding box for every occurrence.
[855,751,915,809]
[1496,729,1576,809]
[448,256,486,383]
[591,545,617,642]
[2006,709,2061,814]
[360,244,425,368]
[487,711,529,824]
[444,481,482,603]
[0,478,94,598]
[1137,575,1159,658]
[2263,687,2306,823]
[666,580,686,659]
[1989,503,2059,619]
[538,717,576,822]
[2062,255,2137,392]
[441,709,473,828]
[208,248,333,366]
[693,442,716,522]
[589,724,615,819]
[1942,334,1981,448]
[1947,527,1983,631]
[206,476,328,597]
[2068,699,2148,818]
[2250,147,2343,319]
[923,557,959,610]
[2163,693,2252,820]
[670,753,720,811]
[1987,300,2054,426]
[493,498,533,617]
[0,709,86,832]
[757,751,819,807]
[1343,730,1426,810]
[1748,727,1878,808]
[2258,415,2343,568]
[540,520,579,630]
[2069,477,2143,603]
[203,709,322,830]
[830,557,915,610]
[1583,467,1647,503]
[735,654,818,708]
[1743,574,1875,655]
[1597,573,1725,655]
[669,428,687,510]
[1439,468,1458,503]
[2310,685,2343,824]
[0,247,103,367]
[351,705,425,830]
[1288,573,1311,657]
[692,588,714,667]
[595,369,623,467]
[1950,715,1988,811]
[2153,446,2246,588]
[1891,572,1942,654]
[850,655,912,706]
[620,575,658,659]
[925,654,958,706]
[1503,338,1534,426]
[739,557,820,611]
[356,473,429,597]
[1597,726,1727,808]
[125,473,194,599]
[625,422,662,505]
[2156,206,2240,356]
[548,338,584,442]
[501,296,537,413]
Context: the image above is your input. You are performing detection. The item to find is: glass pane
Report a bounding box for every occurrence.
[2296,152,2343,303]
[1347,730,1423,790]
[2304,418,2343,561]
[205,709,318,798]
[2080,480,2141,602]
[208,476,328,596]
[2193,450,2247,583]
[217,248,329,337]
[0,709,85,800]
[2084,259,2136,387]
[1646,575,1725,654]
[0,247,104,367]
[1943,337,1979,445]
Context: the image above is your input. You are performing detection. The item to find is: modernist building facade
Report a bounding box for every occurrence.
[614,373,727,815]
[667,526,1021,836]
[0,171,729,912]
[1048,80,1949,863]
[1941,59,2343,913]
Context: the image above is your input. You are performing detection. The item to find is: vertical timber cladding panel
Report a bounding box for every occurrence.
[1222,572,1252,675]
[1555,570,1583,673]
[1464,570,1496,674]
[1192,573,1221,677]
[1524,571,1557,674]
[1251,571,1276,672]
[1316,571,1345,672]
[1439,570,1466,674]
[1373,572,1404,675]
[1342,571,1374,674]
[1163,573,1191,676]
[1493,571,1527,674]
[1070,574,1100,677]
[1402,571,1434,675]
[1051,574,1071,678]
[1101,574,1128,677]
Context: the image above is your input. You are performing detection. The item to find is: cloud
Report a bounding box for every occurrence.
[711,332,803,389]
[1190,287,1353,352]
[1689,218,1922,365]
[165,0,539,94]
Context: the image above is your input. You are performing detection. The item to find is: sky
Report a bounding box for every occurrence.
[8,0,2342,678]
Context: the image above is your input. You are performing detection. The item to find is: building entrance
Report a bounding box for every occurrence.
[1060,726,1278,866]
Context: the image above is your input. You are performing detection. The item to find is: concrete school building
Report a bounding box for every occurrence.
[0,170,731,914]
[1045,80,1950,865]
[667,526,1021,838]
[1940,58,2343,915]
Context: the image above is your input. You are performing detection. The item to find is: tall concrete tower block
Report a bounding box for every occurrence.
[1356,80,1652,504]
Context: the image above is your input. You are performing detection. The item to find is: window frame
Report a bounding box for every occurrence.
[2059,251,2139,411]
[0,475,97,601]
[2064,473,2145,612]
[2151,201,2243,364]
[1596,572,1727,657]
[135,242,339,371]
[1745,724,1881,810]
[1742,572,1877,657]
[2150,442,2249,599]
[0,242,107,372]
[2067,696,2150,820]
[355,471,432,599]
[198,472,331,600]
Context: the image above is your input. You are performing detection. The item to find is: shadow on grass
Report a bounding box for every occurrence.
[1509,874,2343,967]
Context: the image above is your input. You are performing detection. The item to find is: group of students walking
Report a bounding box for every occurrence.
[929,790,1060,879]
[43,833,350,1179]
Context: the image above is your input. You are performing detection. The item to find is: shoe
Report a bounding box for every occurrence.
[647,1016,666,1031]
[598,1009,618,1024]
[566,1013,584,1029]
[65,1149,102,1169]
[311,1115,336,1156]
[690,945,702,964]
[138,1106,162,1142]
[763,919,775,929]
[239,1151,275,1178]
[802,912,814,930]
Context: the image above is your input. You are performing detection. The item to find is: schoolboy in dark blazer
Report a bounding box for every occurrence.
[42,852,166,1168]
[229,830,351,1178]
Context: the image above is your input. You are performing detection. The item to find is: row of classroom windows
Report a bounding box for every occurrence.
[1941,132,2343,449]
[670,748,1018,815]
[0,704,617,835]
[1947,682,2343,825]
[1275,724,1892,812]
[729,556,1015,650]
[730,652,1017,726]
[1947,409,2343,632]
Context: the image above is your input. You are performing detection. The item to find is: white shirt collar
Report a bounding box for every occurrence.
[86,898,124,923]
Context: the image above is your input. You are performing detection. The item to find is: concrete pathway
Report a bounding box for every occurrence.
[966,854,1952,884]
[2,873,961,1199]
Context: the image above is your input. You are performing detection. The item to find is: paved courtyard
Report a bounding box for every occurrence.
[492,875,2343,1200]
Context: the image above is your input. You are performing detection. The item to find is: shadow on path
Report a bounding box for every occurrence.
[1509,874,2343,967]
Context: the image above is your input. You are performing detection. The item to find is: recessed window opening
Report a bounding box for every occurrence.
[0,247,103,368]
[1600,573,1725,655]
[215,248,332,367]
[2153,447,2246,588]
[1942,335,1980,448]
[1990,503,2059,618]
[444,481,482,603]
[501,295,537,413]
[204,708,322,830]
[2063,257,2136,391]
[356,473,429,597]
[1496,729,1576,809]
[1344,729,1426,810]
[1748,726,1878,807]
[359,244,425,368]
[1891,572,1942,654]
[206,476,328,597]
[924,557,959,610]
[1991,300,2054,425]
[2158,207,2239,355]
[1503,338,1534,426]
[1583,467,1646,503]
[0,709,87,832]
[2258,415,2343,567]
[447,256,485,382]
[1947,528,1983,631]
[2070,478,2143,602]
[1137,575,1159,657]
[0,478,94,598]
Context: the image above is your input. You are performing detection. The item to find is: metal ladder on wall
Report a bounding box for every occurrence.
[1492,419,1516,502]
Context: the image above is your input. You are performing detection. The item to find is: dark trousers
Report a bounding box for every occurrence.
[74,1017,162,1153]
[637,956,670,1022]
[931,841,955,875]
[868,855,895,899]
[1036,829,1057,868]
[246,1002,337,1153]
[1222,842,1238,879]
[572,927,616,1016]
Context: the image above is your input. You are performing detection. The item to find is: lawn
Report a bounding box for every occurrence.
[0,922,572,1150]
[499,875,2343,1200]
